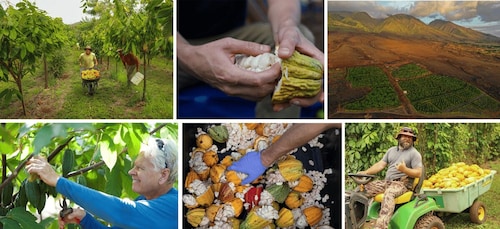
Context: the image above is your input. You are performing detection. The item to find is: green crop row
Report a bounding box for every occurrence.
[345,85,400,110]
[392,63,429,79]
[346,66,389,87]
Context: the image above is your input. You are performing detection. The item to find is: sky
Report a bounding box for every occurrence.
[2,0,86,24]
[328,0,500,37]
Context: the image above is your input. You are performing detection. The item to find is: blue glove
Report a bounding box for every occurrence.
[228,151,267,185]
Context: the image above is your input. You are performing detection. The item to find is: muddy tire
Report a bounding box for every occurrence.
[469,200,486,224]
[414,213,444,229]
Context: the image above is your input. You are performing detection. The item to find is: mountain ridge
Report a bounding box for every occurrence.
[329,11,500,43]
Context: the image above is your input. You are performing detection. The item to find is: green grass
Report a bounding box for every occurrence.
[443,160,500,228]
[0,47,173,119]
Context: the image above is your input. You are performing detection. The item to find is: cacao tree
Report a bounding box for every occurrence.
[0,1,69,115]
[0,123,178,228]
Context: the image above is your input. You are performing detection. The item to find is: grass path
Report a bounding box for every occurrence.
[0,48,173,119]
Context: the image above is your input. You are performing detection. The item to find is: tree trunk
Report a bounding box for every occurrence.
[43,55,48,89]
[107,56,110,70]
[142,54,147,101]
[14,76,26,116]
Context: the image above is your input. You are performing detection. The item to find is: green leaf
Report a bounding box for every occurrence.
[9,30,17,40]
[33,125,54,155]
[20,47,26,59]
[0,218,21,229]
[105,158,123,197]
[100,139,117,170]
[25,41,35,53]
[8,207,42,229]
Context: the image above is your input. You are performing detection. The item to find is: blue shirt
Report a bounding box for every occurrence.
[56,177,178,229]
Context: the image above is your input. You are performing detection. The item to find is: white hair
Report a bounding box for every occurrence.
[140,138,178,184]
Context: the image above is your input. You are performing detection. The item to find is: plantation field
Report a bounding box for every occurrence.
[344,66,400,110]
[0,48,174,119]
[337,63,499,118]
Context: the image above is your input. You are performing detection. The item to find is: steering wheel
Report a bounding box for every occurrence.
[348,173,376,185]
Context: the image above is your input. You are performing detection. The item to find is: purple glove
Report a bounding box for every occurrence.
[228,151,267,184]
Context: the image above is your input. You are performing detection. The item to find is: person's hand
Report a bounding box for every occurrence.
[58,208,85,229]
[358,171,368,175]
[25,156,60,187]
[272,24,324,111]
[396,161,407,172]
[228,151,267,184]
[178,37,281,101]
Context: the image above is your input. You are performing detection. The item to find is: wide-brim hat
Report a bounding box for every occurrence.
[395,127,417,141]
[84,46,92,50]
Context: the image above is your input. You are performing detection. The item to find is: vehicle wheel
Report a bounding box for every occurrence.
[469,200,486,224]
[414,213,444,229]
[88,84,94,95]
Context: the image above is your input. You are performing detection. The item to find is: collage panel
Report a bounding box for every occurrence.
[182,123,341,228]
[345,123,500,229]
[0,122,179,228]
[0,1,174,119]
[327,1,500,119]
[177,0,326,119]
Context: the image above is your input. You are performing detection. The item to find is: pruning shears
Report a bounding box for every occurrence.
[59,197,80,224]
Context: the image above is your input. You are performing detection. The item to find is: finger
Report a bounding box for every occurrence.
[224,38,271,56]
[230,63,281,86]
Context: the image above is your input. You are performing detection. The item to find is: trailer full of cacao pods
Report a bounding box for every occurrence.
[183,123,333,228]
[422,162,493,189]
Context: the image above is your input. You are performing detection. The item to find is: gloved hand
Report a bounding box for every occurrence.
[228,151,267,184]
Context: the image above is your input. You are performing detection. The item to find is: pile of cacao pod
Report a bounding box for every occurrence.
[81,69,100,80]
[183,123,330,228]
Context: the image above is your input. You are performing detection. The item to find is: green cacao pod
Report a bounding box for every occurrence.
[207,125,229,143]
[25,180,41,210]
[1,181,13,206]
[265,183,291,204]
[14,181,28,208]
[272,50,323,104]
[62,149,75,177]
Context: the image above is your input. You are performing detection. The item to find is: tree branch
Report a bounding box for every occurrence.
[47,136,74,162]
[0,154,34,190]
[0,136,74,191]
[66,123,169,178]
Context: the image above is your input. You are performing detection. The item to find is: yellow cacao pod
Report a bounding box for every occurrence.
[293,174,314,193]
[225,170,242,186]
[196,134,213,150]
[184,170,200,190]
[209,164,226,183]
[272,50,323,104]
[195,188,214,207]
[278,156,304,182]
[276,208,294,228]
[304,206,323,226]
[230,198,244,217]
[203,150,218,167]
[206,204,222,222]
[186,208,205,227]
[285,191,304,209]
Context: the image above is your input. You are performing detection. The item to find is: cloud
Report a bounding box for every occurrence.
[328,1,400,18]
[409,1,478,21]
[477,2,500,22]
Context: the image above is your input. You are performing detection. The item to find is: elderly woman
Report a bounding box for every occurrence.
[26,138,178,229]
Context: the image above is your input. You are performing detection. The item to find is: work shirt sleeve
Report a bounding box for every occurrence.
[56,177,178,229]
